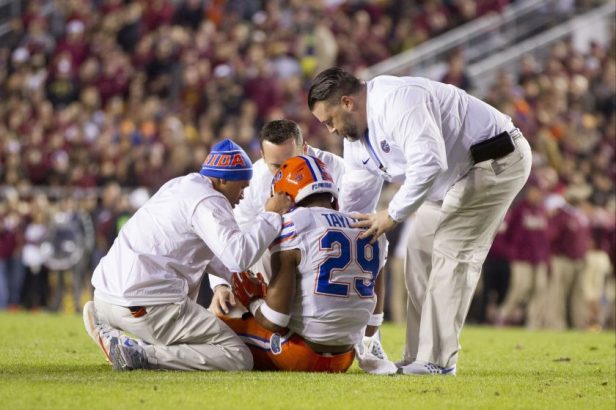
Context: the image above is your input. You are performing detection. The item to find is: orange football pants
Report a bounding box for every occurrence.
[222,316,354,373]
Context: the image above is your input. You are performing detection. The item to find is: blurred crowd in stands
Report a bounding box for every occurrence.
[0,0,613,330]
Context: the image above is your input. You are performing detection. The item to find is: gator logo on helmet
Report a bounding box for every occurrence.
[273,170,283,183]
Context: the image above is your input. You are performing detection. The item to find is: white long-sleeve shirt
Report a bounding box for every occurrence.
[92,173,281,306]
[209,145,349,290]
[344,75,515,222]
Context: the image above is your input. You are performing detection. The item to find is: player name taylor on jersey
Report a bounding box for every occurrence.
[270,206,388,346]
[320,212,357,229]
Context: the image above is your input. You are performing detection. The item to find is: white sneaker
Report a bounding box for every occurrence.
[398,360,456,376]
[355,332,397,375]
[109,336,149,371]
[362,331,388,361]
[82,301,121,364]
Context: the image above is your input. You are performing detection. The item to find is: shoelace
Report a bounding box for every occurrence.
[425,363,441,374]
[119,336,148,369]
[369,340,386,360]
[110,337,146,370]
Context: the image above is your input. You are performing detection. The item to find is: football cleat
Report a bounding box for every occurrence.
[354,332,397,375]
[398,360,456,376]
[109,336,149,371]
[363,332,388,361]
[83,301,121,363]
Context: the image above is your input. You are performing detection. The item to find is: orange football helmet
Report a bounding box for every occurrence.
[272,155,338,204]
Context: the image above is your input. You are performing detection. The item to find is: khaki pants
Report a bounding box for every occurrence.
[94,297,252,371]
[389,256,408,324]
[547,256,587,330]
[604,275,616,329]
[499,261,549,329]
[404,136,532,368]
[583,250,613,327]
[403,201,441,363]
[583,251,612,301]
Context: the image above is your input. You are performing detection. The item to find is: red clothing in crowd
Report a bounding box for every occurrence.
[549,205,591,260]
[55,38,89,67]
[507,200,550,264]
[0,229,18,259]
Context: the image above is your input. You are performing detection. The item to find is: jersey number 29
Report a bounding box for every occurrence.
[316,230,380,298]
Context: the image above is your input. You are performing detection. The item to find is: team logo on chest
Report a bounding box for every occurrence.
[380,140,390,153]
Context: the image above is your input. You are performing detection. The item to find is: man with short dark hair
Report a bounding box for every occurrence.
[308,67,532,375]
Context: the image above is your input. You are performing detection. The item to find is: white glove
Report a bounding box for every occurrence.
[354,331,397,375]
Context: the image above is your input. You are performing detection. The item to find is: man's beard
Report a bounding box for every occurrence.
[342,122,360,141]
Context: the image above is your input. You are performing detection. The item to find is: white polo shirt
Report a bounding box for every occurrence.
[92,173,281,306]
[344,75,515,221]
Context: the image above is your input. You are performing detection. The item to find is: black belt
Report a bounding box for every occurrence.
[470,130,518,164]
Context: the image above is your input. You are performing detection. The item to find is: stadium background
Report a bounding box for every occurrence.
[0,0,614,331]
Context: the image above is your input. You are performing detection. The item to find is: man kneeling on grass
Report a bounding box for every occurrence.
[224,155,396,374]
[82,139,290,371]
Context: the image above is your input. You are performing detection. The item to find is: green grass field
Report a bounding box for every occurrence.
[0,312,614,409]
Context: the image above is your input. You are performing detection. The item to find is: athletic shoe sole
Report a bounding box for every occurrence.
[398,361,457,376]
[82,301,112,363]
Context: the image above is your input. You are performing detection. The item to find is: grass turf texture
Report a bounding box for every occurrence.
[0,313,614,409]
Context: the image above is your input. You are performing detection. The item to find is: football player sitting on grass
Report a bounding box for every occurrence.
[223,155,397,374]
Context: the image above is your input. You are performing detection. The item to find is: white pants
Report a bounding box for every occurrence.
[94,297,253,371]
[404,135,532,368]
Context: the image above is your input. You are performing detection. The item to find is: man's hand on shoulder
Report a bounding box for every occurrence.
[352,209,398,243]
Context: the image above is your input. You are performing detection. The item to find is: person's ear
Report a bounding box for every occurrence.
[341,95,354,111]
[210,177,223,189]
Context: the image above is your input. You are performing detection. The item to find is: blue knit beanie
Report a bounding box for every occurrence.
[200,139,253,181]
